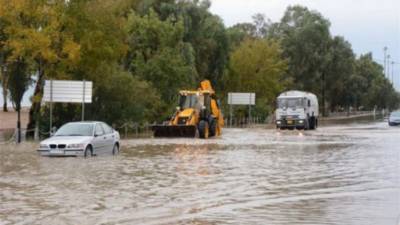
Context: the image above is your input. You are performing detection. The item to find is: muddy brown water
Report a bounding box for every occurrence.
[1,121,400,225]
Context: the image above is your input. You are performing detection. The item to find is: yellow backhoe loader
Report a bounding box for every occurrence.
[152,80,224,139]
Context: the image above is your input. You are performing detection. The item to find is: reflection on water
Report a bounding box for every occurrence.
[1,122,400,225]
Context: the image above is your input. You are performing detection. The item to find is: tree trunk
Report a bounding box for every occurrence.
[1,67,8,112]
[17,107,21,143]
[26,62,45,138]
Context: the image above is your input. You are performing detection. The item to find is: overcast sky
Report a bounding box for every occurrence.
[210,0,400,90]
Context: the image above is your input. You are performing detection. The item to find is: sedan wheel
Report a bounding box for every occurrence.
[112,144,119,155]
[84,146,92,158]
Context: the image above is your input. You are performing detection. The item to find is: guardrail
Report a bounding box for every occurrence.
[0,110,390,143]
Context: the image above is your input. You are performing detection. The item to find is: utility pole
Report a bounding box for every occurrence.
[391,61,395,85]
[383,47,388,78]
[387,55,391,79]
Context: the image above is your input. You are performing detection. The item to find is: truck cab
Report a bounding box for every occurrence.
[275,91,319,130]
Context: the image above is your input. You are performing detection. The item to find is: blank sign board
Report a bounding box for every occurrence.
[228,93,256,105]
[43,80,92,103]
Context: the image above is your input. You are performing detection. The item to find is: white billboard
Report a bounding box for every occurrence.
[43,80,92,103]
[228,92,256,105]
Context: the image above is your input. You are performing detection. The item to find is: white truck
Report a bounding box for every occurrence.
[275,90,319,130]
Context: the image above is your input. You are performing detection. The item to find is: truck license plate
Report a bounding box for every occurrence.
[287,120,293,124]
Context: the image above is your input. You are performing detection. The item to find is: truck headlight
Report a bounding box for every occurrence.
[299,120,304,124]
[67,143,85,149]
[276,121,281,124]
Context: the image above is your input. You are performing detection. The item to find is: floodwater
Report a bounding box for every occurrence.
[1,121,400,225]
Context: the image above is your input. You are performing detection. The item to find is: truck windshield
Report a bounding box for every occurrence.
[179,95,198,109]
[278,98,304,108]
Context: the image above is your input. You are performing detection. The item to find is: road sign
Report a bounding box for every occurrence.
[43,80,93,133]
[43,80,92,103]
[228,92,256,105]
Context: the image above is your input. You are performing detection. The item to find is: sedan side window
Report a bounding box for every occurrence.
[95,124,105,136]
[101,123,113,134]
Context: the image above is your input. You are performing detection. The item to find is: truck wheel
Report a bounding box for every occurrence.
[303,118,309,130]
[198,120,209,139]
[309,117,316,130]
[209,118,217,137]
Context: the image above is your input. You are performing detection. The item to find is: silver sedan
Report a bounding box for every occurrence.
[37,121,120,157]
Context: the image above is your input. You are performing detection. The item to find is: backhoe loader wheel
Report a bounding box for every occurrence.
[209,118,217,137]
[198,120,209,139]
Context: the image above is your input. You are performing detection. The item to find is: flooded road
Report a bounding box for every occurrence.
[1,121,400,225]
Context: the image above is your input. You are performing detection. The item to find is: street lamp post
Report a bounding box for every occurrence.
[383,47,388,78]
[386,55,391,79]
[391,61,395,85]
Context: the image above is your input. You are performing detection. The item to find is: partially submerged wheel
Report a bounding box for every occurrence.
[209,118,217,137]
[198,120,209,139]
[308,117,315,130]
[112,144,119,155]
[84,146,92,158]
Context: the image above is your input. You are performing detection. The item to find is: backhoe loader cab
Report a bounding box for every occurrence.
[152,80,224,139]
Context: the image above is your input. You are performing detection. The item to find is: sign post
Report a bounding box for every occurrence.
[43,80,93,134]
[228,92,256,126]
[49,79,53,134]
[82,80,86,121]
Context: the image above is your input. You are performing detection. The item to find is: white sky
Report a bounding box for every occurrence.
[210,0,400,90]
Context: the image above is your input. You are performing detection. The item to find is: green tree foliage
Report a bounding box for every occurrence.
[88,65,161,125]
[269,5,332,114]
[125,10,197,105]
[139,0,229,87]
[270,5,399,113]
[223,39,288,116]
[324,36,355,111]
[0,14,9,111]
[0,0,82,135]
[1,0,398,135]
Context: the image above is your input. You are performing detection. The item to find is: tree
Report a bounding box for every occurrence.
[223,38,288,116]
[0,0,81,137]
[144,0,229,87]
[125,10,197,112]
[7,58,31,143]
[324,36,355,111]
[0,15,8,111]
[87,65,161,125]
[269,5,332,115]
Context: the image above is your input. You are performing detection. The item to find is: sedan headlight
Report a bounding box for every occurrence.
[67,143,85,149]
[40,144,49,149]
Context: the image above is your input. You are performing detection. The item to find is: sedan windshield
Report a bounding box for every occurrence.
[54,123,94,136]
[278,98,304,108]
[390,112,400,117]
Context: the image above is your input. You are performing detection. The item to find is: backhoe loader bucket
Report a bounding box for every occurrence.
[152,125,197,138]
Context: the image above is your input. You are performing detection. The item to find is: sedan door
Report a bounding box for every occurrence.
[92,124,107,155]
[100,123,115,153]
